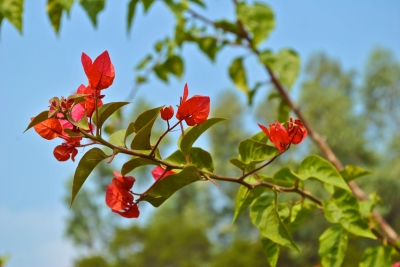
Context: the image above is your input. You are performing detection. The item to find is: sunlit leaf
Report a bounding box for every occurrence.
[71,148,109,206]
[190,147,214,172]
[323,189,376,239]
[67,112,90,131]
[318,225,348,267]
[109,129,126,147]
[180,118,226,155]
[164,150,186,165]
[197,37,218,61]
[236,2,275,46]
[79,0,105,27]
[92,102,130,129]
[359,246,393,267]
[0,0,23,32]
[127,0,139,31]
[290,202,317,232]
[250,193,299,251]
[238,138,278,164]
[229,57,249,93]
[164,55,184,78]
[340,164,372,182]
[297,155,350,192]
[260,236,280,267]
[233,181,267,223]
[140,166,201,207]
[24,110,50,132]
[130,106,163,150]
[121,157,159,176]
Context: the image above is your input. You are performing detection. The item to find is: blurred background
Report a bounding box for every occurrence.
[0,0,399,266]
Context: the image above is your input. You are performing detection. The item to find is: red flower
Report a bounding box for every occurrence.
[53,144,78,162]
[258,118,307,153]
[151,166,176,181]
[76,84,103,117]
[81,51,115,90]
[105,171,140,219]
[33,118,63,140]
[160,106,174,121]
[176,83,210,126]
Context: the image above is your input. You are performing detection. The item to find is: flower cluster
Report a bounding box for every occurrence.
[31,51,115,162]
[159,83,210,126]
[105,171,139,218]
[258,118,307,152]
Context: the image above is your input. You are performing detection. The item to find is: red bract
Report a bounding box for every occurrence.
[76,84,103,117]
[287,118,307,144]
[33,118,63,140]
[81,51,115,90]
[176,83,210,126]
[160,106,174,121]
[151,166,176,181]
[105,172,140,219]
[53,145,78,162]
[258,118,307,153]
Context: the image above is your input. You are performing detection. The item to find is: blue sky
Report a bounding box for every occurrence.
[0,0,399,266]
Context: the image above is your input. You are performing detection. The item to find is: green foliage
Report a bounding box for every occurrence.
[340,164,371,182]
[0,0,23,32]
[236,2,275,46]
[46,0,73,33]
[141,166,202,207]
[67,112,90,131]
[179,118,226,155]
[250,193,299,252]
[322,189,375,239]
[359,246,394,267]
[24,110,49,132]
[190,147,214,172]
[121,157,159,175]
[92,102,130,129]
[130,106,162,150]
[229,57,249,93]
[127,0,139,31]
[260,236,280,267]
[79,0,105,27]
[197,36,218,61]
[71,148,109,206]
[108,129,126,147]
[318,225,348,267]
[297,154,350,192]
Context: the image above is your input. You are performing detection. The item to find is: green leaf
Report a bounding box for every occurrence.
[340,164,371,182]
[290,202,318,232]
[154,63,169,82]
[79,0,105,27]
[46,0,64,33]
[140,166,201,207]
[239,138,278,165]
[109,129,126,147]
[121,157,159,176]
[71,148,108,206]
[272,167,298,187]
[0,0,23,32]
[180,118,226,155]
[135,54,152,70]
[318,225,348,267]
[229,57,249,93]
[229,158,248,170]
[197,37,218,61]
[134,106,163,133]
[67,93,88,105]
[250,131,269,143]
[130,106,163,150]
[142,0,155,12]
[67,112,90,131]
[359,246,393,267]
[297,154,350,192]
[92,102,130,128]
[233,183,266,223]
[236,2,275,46]
[323,189,376,239]
[164,150,186,166]
[24,110,49,132]
[190,147,214,172]
[127,0,139,31]
[250,194,299,251]
[164,55,184,78]
[214,19,241,35]
[260,236,280,267]
[273,49,301,88]
[124,122,135,144]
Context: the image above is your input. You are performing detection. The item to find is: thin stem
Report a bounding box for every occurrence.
[150,120,182,157]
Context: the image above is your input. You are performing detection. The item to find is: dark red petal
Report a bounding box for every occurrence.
[112,204,140,218]
[160,106,174,120]
[53,145,71,161]
[182,83,189,103]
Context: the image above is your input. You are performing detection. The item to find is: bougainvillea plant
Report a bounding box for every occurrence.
[25,50,398,267]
